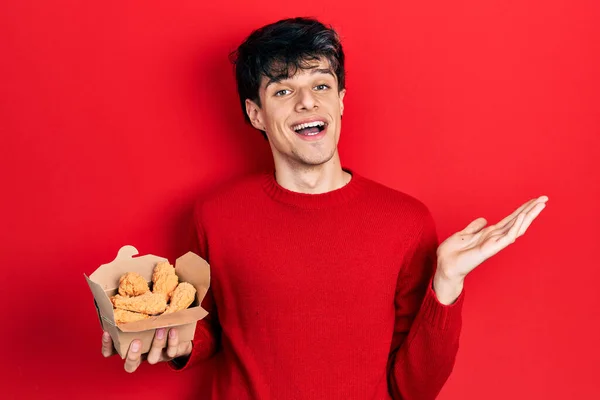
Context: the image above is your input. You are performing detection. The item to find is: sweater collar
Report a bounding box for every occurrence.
[261,166,365,209]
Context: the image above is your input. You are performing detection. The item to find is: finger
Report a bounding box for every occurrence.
[462,217,488,235]
[101,331,116,358]
[491,209,522,237]
[124,340,143,373]
[166,329,179,359]
[517,202,546,236]
[512,211,528,241]
[494,212,526,247]
[179,341,193,359]
[497,195,549,231]
[496,200,548,238]
[147,328,167,365]
[495,197,538,231]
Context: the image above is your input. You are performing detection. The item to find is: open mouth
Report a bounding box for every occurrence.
[291,121,328,136]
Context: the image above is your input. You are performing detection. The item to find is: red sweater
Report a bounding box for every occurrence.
[171,167,465,399]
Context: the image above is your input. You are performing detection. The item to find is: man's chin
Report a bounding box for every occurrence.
[293,149,338,167]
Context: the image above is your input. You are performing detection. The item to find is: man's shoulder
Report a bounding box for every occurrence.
[358,172,431,219]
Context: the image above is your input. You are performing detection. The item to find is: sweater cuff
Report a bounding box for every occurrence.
[419,275,465,331]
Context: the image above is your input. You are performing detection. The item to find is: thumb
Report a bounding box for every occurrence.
[463,217,487,234]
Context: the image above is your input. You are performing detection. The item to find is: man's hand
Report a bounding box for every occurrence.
[433,195,549,304]
[101,328,193,373]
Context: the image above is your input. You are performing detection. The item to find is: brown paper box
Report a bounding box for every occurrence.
[85,245,210,359]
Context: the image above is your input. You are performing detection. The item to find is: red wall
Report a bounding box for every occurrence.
[1,1,598,399]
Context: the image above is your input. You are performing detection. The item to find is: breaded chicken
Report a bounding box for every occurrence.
[118,272,149,297]
[111,292,167,315]
[113,308,150,325]
[162,282,196,314]
[152,261,179,301]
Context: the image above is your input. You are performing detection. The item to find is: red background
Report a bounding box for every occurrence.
[1,1,598,399]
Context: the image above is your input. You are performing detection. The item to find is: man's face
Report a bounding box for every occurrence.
[245,58,346,168]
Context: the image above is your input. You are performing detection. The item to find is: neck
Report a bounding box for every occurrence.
[273,153,351,194]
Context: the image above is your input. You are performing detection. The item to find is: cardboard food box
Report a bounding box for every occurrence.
[85,245,210,358]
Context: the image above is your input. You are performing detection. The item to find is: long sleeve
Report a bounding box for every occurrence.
[169,201,221,371]
[387,209,465,399]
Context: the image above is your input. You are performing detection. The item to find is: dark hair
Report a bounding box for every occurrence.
[229,17,346,140]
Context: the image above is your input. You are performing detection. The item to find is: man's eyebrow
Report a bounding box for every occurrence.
[264,68,335,90]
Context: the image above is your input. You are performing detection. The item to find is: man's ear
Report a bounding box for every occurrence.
[245,99,266,131]
[339,88,346,116]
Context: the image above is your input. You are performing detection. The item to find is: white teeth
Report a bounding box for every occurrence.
[292,121,326,131]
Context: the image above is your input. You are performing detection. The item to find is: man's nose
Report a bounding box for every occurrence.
[295,88,318,111]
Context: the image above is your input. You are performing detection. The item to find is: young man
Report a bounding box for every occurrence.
[102,17,548,399]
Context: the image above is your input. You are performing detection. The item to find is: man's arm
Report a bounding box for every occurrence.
[387,209,465,399]
[388,195,548,398]
[169,201,221,371]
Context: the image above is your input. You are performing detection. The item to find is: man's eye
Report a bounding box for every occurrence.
[275,89,290,97]
[315,84,330,90]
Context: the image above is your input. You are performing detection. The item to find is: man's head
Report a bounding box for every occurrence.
[230,17,346,169]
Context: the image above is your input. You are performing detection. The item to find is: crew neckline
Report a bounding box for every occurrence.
[261,167,365,209]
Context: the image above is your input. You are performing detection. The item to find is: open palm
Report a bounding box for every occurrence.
[437,195,548,280]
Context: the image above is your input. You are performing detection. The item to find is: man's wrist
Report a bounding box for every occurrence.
[432,270,464,305]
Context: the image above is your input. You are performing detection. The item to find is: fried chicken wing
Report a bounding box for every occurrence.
[162,282,196,314]
[113,308,150,325]
[152,261,179,301]
[118,272,149,297]
[111,292,167,315]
